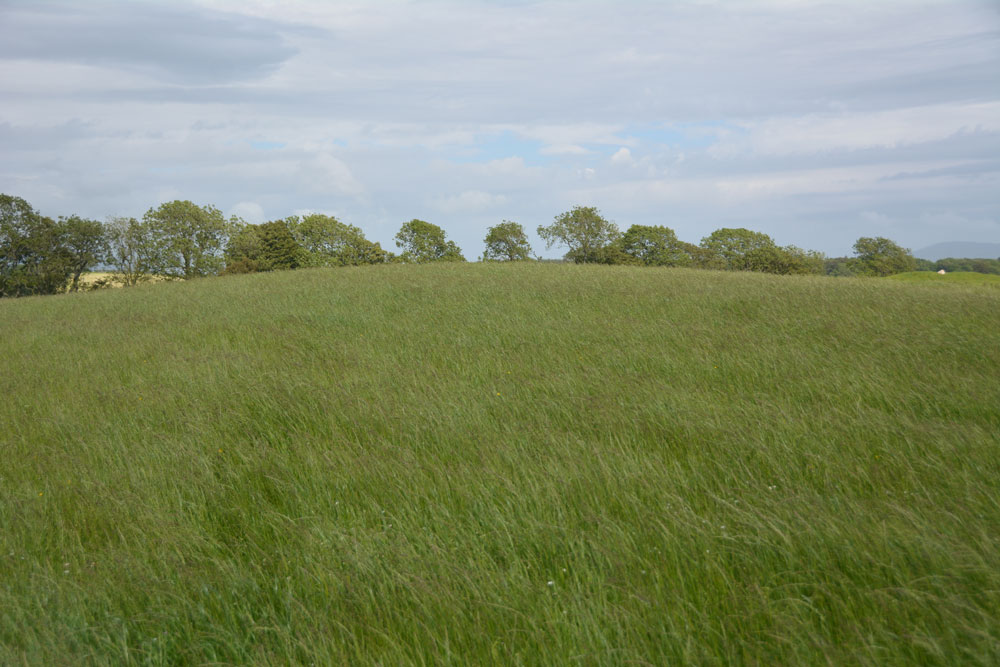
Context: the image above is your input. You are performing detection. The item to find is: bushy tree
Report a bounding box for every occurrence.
[104,216,162,287]
[60,215,107,291]
[824,257,855,277]
[224,221,266,274]
[143,200,231,278]
[700,228,778,271]
[291,214,390,267]
[619,225,690,266]
[1,194,73,297]
[969,258,1000,274]
[537,206,620,263]
[395,219,465,263]
[677,241,725,270]
[483,220,533,261]
[755,245,825,275]
[225,219,303,274]
[850,237,916,277]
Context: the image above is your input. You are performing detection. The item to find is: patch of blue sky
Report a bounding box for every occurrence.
[451,130,551,165]
[249,140,286,150]
[622,121,744,151]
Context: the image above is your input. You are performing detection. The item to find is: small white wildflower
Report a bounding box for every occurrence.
[547,580,554,587]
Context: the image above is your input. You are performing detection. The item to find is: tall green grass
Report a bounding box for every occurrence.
[2,263,999,664]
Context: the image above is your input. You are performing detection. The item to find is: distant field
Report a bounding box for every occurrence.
[75,272,171,289]
[888,270,1000,287]
[2,263,998,664]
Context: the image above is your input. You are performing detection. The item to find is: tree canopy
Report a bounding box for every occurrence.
[851,237,916,277]
[537,206,620,264]
[395,219,465,263]
[104,216,160,287]
[619,225,690,267]
[143,200,231,278]
[60,215,106,291]
[700,228,778,271]
[1,194,75,297]
[291,214,391,267]
[483,221,533,261]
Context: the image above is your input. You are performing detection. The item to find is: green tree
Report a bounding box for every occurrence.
[619,225,690,266]
[677,241,725,270]
[969,258,1000,275]
[259,220,302,271]
[537,206,620,263]
[143,200,231,278]
[700,228,778,271]
[483,220,533,261]
[225,220,303,273]
[1,194,72,297]
[224,221,267,274]
[290,214,390,267]
[104,216,162,287]
[394,219,465,263]
[824,257,855,277]
[60,215,107,291]
[850,237,916,277]
[749,245,825,275]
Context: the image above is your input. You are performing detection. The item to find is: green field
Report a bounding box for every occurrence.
[2,263,999,664]
[888,271,1000,288]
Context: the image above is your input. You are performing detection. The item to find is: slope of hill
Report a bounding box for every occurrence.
[915,241,1000,260]
[2,263,998,664]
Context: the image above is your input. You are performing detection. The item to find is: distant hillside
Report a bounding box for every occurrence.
[914,242,1000,261]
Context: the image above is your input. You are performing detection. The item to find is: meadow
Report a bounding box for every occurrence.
[1,263,998,664]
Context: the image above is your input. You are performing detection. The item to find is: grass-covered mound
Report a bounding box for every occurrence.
[2,263,998,664]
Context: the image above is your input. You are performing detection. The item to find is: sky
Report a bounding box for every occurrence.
[1,0,998,258]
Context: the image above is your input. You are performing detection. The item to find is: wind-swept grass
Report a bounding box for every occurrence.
[2,263,999,664]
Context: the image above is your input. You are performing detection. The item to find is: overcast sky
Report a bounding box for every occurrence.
[1,0,998,257]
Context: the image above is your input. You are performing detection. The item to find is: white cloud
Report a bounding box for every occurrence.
[433,190,507,214]
[610,147,633,165]
[229,201,265,223]
[303,153,365,198]
[715,102,1000,157]
[714,161,974,200]
[540,144,591,156]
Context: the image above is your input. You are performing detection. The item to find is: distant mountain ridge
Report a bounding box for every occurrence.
[914,242,1000,261]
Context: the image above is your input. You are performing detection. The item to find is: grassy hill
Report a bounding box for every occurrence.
[2,263,999,664]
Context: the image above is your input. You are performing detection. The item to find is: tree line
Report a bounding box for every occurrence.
[2,193,977,299]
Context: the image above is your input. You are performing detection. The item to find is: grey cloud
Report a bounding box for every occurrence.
[1,0,998,259]
[0,119,96,150]
[0,1,298,84]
